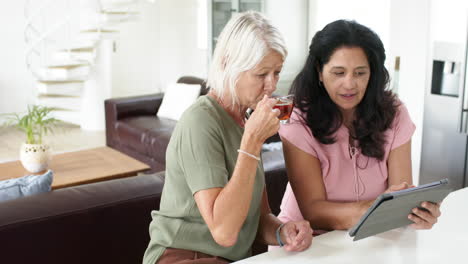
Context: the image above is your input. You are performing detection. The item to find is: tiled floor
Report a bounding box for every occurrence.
[0,122,105,163]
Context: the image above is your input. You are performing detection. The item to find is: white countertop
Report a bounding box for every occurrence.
[236,187,468,264]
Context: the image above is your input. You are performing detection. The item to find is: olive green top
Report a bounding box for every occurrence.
[142,96,265,264]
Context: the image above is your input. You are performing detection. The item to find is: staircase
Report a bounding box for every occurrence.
[24,0,144,130]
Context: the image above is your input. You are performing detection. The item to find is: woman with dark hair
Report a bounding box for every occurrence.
[276,20,441,232]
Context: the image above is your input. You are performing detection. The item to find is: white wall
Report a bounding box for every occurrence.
[265,0,309,95]
[0,0,34,117]
[431,0,468,44]
[388,0,431,184]
[308,0,390,49]
[157,0,208,92]
[112,0,309,96]
[111,2,161,97]
[112,0,208,97]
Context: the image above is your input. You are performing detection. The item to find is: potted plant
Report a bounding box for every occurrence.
[3,105,59,173]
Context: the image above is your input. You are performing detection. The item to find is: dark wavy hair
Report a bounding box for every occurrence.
[290,20,398,160]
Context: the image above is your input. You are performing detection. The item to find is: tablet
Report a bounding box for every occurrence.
[349,178,452,241]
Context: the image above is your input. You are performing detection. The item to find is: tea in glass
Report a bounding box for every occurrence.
[273,94,294,124]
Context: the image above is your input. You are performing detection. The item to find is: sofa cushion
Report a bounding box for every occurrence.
[0,170,53,202]
[157,83,201,121]
[116,116,176,160]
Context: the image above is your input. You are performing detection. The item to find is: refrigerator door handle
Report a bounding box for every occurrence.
[457,58,468,133]
[459,21,468,134]
[460,59,468,133]
[461,109,468,134]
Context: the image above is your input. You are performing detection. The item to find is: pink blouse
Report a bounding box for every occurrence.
[277,103,416,223]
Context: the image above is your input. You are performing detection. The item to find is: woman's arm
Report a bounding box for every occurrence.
[283,138,371,230]
[256,188,282,245]
[387,140,441,229]
[387,140,412,185]
[194,141,261,247]
[194,96,279,247]
[256,188,313,251]
[287,134,439,231]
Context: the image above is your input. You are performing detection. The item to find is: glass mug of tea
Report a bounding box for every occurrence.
[273,94,294,124]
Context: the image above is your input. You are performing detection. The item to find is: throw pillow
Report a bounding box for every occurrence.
[157,83,201,121]
[0,170,53,202]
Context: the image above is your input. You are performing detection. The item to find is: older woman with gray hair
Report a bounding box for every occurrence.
[142,11,313,264]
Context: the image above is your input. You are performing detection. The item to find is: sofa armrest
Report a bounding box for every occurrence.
[105,93,164,121]
[105,93,164,147]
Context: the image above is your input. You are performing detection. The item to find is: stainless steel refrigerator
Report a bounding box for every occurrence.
[420,36,468,190]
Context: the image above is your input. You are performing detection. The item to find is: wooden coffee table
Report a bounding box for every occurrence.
[0,147,150,189]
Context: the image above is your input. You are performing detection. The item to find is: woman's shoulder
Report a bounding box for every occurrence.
[392,100,413,127]
[280,108,309,133]
[387,100,416,146]
[279,108,320,148]
[288,107,312,124]
[178,96,222,126]
[281,107,327,136]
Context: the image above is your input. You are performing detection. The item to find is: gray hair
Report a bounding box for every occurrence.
[207,11,287,106]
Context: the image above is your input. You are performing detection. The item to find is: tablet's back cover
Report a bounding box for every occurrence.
[352,186,451,241]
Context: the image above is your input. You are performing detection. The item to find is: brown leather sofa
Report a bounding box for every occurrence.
[0,170,288,263]
[0,172,165,264]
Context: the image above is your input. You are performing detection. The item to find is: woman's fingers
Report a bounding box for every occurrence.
[272,107,280,116]
[257,95,277,110]
[292,222,312,245]
[411,208,436,224]
[244,95,280,142]
[280,223,297,246]
[282,221,313,252]
[409,202,441,230]
[285,233,312,252]
[421,202,441,217]
[409,214,433,229]
[392,182,409,191]
[384,182,410,193]
[294,228,313,251]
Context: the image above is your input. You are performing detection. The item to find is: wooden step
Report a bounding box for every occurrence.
[100,0,138,7]
[52,49,96,63]
[37,65,90,81]
[100,11,140,24]
[37,95,82,111]
[47,59,89,68]
[56,40,98,51]
[65,47,95,52]
[37,80,84,96]
[79,29,120,40]
[47,63,89,69]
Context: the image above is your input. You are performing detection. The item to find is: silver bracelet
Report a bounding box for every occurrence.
[237,149,260,161]
[276,223,285,247]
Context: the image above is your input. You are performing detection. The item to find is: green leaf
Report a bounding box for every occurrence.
[0,105,59,144]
